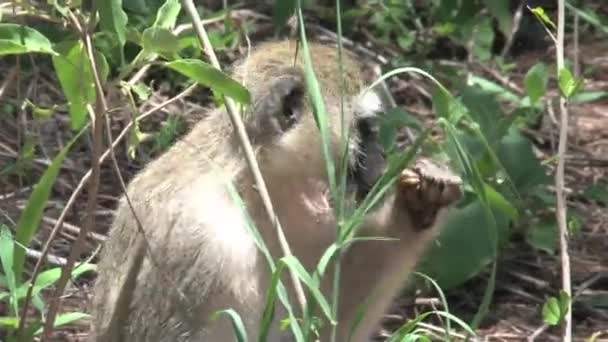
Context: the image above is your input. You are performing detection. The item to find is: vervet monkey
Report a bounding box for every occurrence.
[90,40,463,342]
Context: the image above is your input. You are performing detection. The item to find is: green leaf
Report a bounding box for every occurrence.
[386,312,433,342]
[296,9,337,200]
[378,108,422,152]
[129,82,152,101]
[396,33,415,50]
[153,0,181,29]
[96,0,128,49]
[524,63,549,105]
[0,225,19,316]
[211,309,248,342]
[542,297,561,325]
[460,85,508,144]
[49,0,71,16]
[22,320,43,342]
[25,99,57,121]
[280,255,334,323]
[497,127,549,192]
[165,59,251,105]
[570,91,608,105]
[154,116,186,151]
[542,290,570,326]
[12,129,85,282]
[470,18,495,61]
[142,27,180,54]
[34,312,90,335]
[558,290,571,318]
[417,199,511,290]
[484,183,519,221]
[568,212,583,235]
[558,67,583,99]
[32,293,46,314]
[432,87,466,123]
[530,7,556,30]
[0,316,19,328]
[432,87,451,120]
[0,23,56,56]
[127,121,147,159]
[525,219,558,254]
[20,263,96,300]
[583,182,608,204]
[52,41,96,130]
[469,76,524,105]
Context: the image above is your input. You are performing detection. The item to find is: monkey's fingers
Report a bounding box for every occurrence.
[397,158,463,212]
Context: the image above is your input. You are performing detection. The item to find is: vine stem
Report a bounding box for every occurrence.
[554,0,572,341]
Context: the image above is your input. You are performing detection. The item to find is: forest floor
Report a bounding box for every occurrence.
[1,8,607,342]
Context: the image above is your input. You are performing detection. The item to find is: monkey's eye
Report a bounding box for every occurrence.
[279,88,304,130]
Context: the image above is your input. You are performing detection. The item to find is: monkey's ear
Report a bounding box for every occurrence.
[246,68,306,144]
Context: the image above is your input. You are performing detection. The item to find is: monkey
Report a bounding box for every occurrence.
[89,40,463,342]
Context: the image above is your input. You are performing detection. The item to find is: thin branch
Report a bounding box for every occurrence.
[0,67,17,101]
[500,0,525,58]
[572,12,580,145]
[40,12,105,341]
[554,1,573,341]
[179,0,308,312]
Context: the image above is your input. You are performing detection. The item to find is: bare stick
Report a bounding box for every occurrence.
[40,12,105,341]
[554,0,572,341]
[179,0,308,312]
[500,0,525,58]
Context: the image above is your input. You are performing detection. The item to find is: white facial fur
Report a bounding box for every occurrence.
[355,89,384,119]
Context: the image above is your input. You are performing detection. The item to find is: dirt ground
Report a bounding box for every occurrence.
[1,9,607,342]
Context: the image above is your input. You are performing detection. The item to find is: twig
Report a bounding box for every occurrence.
[572,12,580,145]
[500,0,526,58]
[40,216,106,242]
[554,1,573,341]
[0,67,17,101]
[528,324,550,342]
[25,248,67,266]
[179,0,308,313]
[415,321,477,341]
[40,11,105,341]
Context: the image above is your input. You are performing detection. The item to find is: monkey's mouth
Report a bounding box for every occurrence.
[346,118,387,203]
[346,155,385,204]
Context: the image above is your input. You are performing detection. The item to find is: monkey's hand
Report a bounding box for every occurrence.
[397,158,463,230]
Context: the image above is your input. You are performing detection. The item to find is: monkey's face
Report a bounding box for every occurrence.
[244,67,386,202]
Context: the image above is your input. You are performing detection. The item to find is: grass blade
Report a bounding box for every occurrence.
[12,128,85,282]
[0,225,18,315]
[212,309,248,342]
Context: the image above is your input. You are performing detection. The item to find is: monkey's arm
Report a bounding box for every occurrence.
[330,158,463,341]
